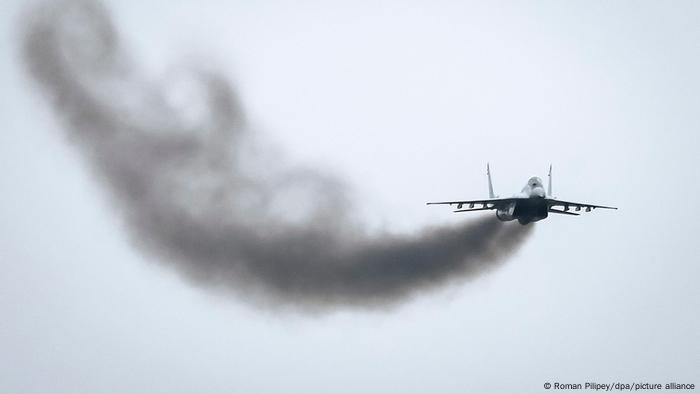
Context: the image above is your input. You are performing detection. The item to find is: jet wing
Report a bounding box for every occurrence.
[546,198,617,212]
[427,198,520,212]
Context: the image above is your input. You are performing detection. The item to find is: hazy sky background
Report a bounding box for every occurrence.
[1,0,699,393]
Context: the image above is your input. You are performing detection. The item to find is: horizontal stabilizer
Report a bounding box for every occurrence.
[547,198,617,210]
[453,207,494,213]
[549,209,579,216]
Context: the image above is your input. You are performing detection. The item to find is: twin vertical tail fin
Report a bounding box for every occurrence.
[487,163,552,198]
[487,163,496,198]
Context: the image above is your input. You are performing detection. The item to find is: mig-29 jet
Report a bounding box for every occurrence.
[427,164,617,224]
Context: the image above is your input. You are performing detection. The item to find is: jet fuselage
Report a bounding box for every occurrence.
[495,177,548,224]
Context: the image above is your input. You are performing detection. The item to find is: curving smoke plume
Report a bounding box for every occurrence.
[20,0,533,311]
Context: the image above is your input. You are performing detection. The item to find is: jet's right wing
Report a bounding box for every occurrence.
[427,198,520,212]
[546,198,617,213]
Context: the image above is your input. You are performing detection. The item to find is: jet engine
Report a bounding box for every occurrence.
[495,202,516,221]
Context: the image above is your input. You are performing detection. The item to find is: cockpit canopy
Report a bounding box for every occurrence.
[528,177,543,187]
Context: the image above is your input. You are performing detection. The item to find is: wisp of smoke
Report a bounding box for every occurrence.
[20,0,533,311]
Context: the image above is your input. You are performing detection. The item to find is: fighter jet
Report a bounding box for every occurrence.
[427,164,617,224]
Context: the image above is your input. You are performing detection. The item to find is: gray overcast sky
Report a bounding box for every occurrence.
[1,0,698,393]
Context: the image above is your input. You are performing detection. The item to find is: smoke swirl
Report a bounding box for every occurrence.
[21,0,533,311]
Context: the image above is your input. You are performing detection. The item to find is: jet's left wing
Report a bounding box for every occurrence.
[546,198,617,213]
[427,198,520,212]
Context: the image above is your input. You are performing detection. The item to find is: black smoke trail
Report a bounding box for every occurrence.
[20,0,533,311]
